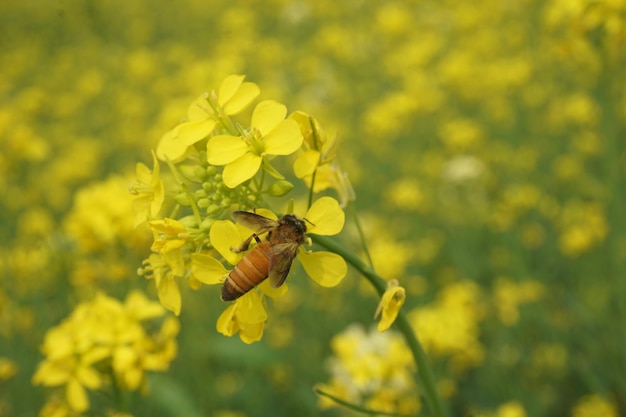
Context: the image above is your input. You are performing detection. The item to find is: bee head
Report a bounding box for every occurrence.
[281,214,308,234]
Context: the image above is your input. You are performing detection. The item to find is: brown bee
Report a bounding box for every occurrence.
[221,211,308,301]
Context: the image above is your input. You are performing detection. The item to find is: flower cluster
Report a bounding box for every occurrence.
[32,291,178,415]
[408,280,486,374]
[132,75,350,343]
[317,324,419,415]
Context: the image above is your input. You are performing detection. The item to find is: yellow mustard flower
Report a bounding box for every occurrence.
[207,99,303,188]
[290,111,355,206]
[216,291,268,344]
[158,74,260,161]
[193,197,346,343]
[129,150,164,227]
[149,218,188,254]
[147,218,189,315]
[141,253,182,316]
[319,324,419,415]
[32,329,105,412]
[33,292,178,414]
[374,279,406,332]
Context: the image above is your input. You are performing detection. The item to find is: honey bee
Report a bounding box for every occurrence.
[221,211,308,301]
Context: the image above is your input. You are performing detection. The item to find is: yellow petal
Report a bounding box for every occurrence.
[216,304,239,337]
[32,361,71,386]
[304,197,345,236]
[239,321,265,344]
[135,162,151,184]
[223,82,260,115]
[218,75,245,106]
[251,100,287,136]
[293,150,320,178]
[124,290,165,321]
[123,368,144,391]
[186,93,211,121]
[112,346,136,372]
[157,276,181,316]
[377,285,406,332]
[236,291,267,324]
[191,253,229,284]
[258,279,289,298]
[207,135,249,165]
[222,153,262,188]
[156,128,189,162]
[66,378,89,412]
[175,119,217,146]
[75,366,102,389]
[209,220,245,265]
[262,119,303,156]
[298,251,347,287]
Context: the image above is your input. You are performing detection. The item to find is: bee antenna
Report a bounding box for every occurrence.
[303,217,316,227]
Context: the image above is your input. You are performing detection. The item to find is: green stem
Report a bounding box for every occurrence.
[348,202,375,268]
[312,235,448,417]
[307,168,317,209]
[314,386,415,417]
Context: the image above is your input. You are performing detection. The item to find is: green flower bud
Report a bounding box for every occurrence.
[200,217,215,232]
[206,166,218,176]
[268,180,294,197]
[206,204,221,216]
[179,165,204,183]
[197,198,211,209]
[178,215,198,228]
[202,181,214,192]
[173,193,191,206]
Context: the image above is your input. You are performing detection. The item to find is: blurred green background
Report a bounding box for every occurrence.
[1,0,625,416]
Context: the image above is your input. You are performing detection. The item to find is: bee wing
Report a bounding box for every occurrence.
[232,211,279,235]
[268,243,299,288]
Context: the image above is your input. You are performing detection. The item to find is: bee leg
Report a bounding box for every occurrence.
[231,234,261,253]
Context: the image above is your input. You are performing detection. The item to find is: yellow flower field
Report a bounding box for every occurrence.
[1,1,624,416]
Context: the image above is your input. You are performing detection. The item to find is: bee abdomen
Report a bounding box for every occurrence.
[221,244,271,301]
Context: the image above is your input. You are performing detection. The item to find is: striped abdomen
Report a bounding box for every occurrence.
[221,242,272,301]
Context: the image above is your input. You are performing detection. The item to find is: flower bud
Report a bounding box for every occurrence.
[268,180,294,197]
[200,217,215,232]
[173,193,191,206]
[195,189,207,199]
[197,198,211,209]
[206,204,221,216]
[179,165,205,183]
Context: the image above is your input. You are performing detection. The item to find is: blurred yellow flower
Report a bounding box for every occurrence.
[374,279,406,332]
[207,100,303,188]
[158,74,260,161]
[493,277,545,326]
[130,150,164,226]
[32,292,177,414]
[496,401,527,417]
[0,357,17,381]
[408,280,486,372]
[319,324,419,415]
[571,394,618,417]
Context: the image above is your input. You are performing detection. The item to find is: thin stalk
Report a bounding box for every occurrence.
[307,167,317,209]
[312,235,448,417]
[314,386,416,417]
[348,202,375,268]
